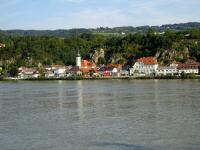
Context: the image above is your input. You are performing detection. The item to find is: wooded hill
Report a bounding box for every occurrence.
[1,22,200,37]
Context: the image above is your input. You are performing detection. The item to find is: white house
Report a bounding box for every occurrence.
[44,65,68,78]
[45,71,55,78]
[130,57,158,76]
[54,66,66,78]
[157,66,178,76]
[18,67,40,79]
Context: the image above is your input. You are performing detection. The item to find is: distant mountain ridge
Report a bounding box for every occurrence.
[1,22,200,37]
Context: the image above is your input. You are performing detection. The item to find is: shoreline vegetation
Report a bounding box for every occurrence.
[1,74,200,81]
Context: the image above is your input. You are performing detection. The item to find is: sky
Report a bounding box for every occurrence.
[0,0,200,30]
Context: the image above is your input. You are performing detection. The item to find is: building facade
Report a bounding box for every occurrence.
[130,57,158,76]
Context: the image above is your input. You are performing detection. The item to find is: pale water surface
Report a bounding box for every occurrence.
[0,80,200,150]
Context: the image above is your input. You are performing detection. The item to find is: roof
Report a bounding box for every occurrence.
[51,65,66,69]
[177,59,200,69]
[122,65,131,71]
[18,67,38,74]
[107,64,122,69]
[98,66,117,72]
[158,66,176,70]
[68,66,81,72]
[98,66,107,72]
[185,59,200,65]
[45,71,54,74]
[137,57,157,65]
[81,60,96,67]
[81,68,98,73]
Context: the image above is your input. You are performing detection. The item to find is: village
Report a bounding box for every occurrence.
[16,52,200,80]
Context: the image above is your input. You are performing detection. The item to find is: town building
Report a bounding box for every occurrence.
[120,65,130,77]
[66,66,82,77]
[157,63,178,76]
[18,67,40,79]
[177,59,200,74]
[45,71,54,78]
[98,64,122,77]
[44,65,69,78]
[130,57,158,76]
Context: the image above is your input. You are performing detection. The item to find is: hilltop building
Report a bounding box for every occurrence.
[0,43,5,48]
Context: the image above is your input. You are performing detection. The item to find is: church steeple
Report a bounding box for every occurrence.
[76,51,81,68]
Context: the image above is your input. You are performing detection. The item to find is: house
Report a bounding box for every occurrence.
[45,71,54,78]
[120,65,130,77]
[44,65,52,71]
[108,66,119,77]
[157,66,178,76]
[66,66,82,76]
[98,64,122,77]
[44,65,68,78]
[130,57,158,76]
[108,64,122,77]
[54,66,66,78]
[98,66,109,77]
[157,63,178,76]
[18,67,40,79]
[177,59,200,74]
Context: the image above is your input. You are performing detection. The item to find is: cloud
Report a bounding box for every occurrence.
[0,0,199,29]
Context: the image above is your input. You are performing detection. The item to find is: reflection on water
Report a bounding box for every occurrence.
[58,80,64,113]
[0,80,200,150]
[76,80,85,122]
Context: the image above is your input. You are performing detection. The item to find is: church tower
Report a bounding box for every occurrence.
[76,51,81,68]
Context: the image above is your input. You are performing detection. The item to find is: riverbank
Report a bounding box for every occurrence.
[1,75,200,81]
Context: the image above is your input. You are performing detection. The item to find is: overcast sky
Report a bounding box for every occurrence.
[0,0,199,30]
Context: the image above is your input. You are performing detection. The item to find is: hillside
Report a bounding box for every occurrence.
[0,23,200,76]
[1,22,200,37]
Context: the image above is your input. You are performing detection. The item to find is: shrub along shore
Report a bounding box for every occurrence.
[1,74,200,81]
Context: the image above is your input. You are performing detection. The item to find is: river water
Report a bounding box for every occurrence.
[0,80,200,150]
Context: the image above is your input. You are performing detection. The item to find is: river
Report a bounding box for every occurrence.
[0,80,200,150]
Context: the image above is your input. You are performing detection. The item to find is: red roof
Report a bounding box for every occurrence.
[137,57,157,65]
[81,60,96,68]
[107,64,122,69]
[81,68,98,73]
[80,60,98,73]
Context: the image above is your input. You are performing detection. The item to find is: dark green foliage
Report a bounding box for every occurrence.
[8,65,18,77]
[1,22,200,37]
